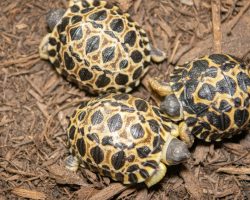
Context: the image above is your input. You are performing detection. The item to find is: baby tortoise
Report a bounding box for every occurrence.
[66,93,190,187]
[39,0,165,94]
[149,54,250,147]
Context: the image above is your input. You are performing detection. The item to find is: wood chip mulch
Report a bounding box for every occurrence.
[0,0,249,199]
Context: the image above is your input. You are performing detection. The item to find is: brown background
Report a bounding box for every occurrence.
[0,0,250,199]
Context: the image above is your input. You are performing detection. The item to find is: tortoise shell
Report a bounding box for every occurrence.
[67,93,181,185]
[46,0,151,94]
[170,54,250,141]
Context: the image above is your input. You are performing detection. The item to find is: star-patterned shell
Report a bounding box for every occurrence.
[67,93,176,184]
[170,54,250,141]
[46,0,151,94]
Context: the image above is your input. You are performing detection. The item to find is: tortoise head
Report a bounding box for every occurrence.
[46,9,66,31]
[165,138,190,165]
[39,9,65,60]
[148,77,183,120]
[160,94,182,120]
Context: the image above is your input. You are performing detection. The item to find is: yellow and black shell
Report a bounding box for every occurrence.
[47,0,151,94]
[170,54,250,141]
[67,93,174,184]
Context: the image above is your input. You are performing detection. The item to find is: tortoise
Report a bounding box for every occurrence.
[149,54,250,147]
[66,93,190,187]
[39,0,166,94]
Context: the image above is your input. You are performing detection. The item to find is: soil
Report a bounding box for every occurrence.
[0,0,250,199]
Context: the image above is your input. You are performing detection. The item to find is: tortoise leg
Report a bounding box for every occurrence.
[169,122,180,137]
[65,155,79,171]
[145,162,167,187]
[150,45,166,63]
[39,34,50,60]
[179,121,194,148]
[148,77,172,97]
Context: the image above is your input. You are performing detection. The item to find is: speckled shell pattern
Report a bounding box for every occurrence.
[170,54,250,141]
[67,93,176,184]
[47,0,151,94]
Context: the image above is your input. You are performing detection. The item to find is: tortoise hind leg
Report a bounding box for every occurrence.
[65,155,79,171]
[145,162,167,187]
[150,46,166,63]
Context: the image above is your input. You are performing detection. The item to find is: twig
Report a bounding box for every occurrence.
[36,102,49,119]
[0,119,14,127]
[169,34,181,64]
[211,0,222,53]
[180,167,204,199]
[221,0,237,22]
[134,0,142,13]
[13,140,33,148]
[12,188,46,200]
[172,43,194,64]
[7,68,40,77]
[172,36,195,65]
[215,188,237,198]
[22,106,37,133]
[210,152,249,167]
[39,99,89,147]
[167,1,195,17]
[217,167,250,175]
[25,76,44,97]
[226,1,250,35]
[0,163,36,177]
[0,53,39,68]
[28,89,44,103]
[89,183,128,200]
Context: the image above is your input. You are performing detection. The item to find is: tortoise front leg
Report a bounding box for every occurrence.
[179,121,194,148]
[148,77,172,97]
[144,162,167,187]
